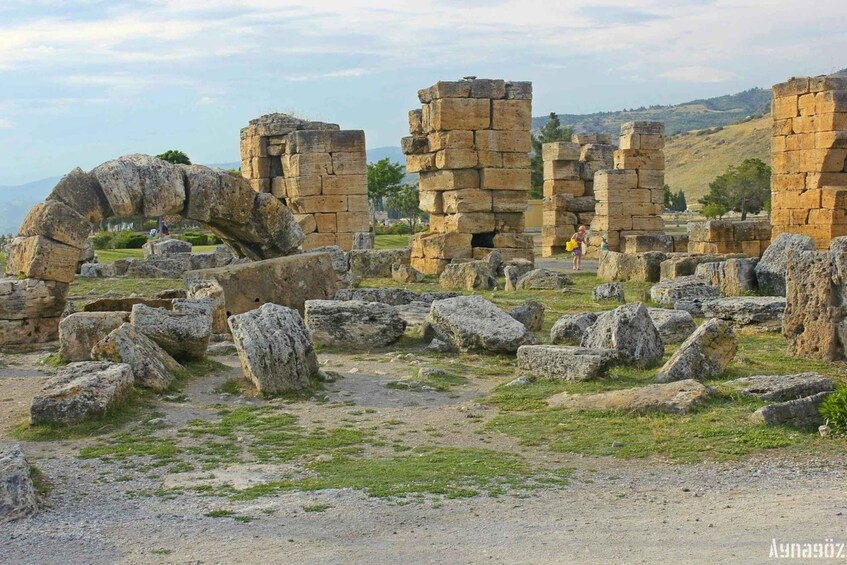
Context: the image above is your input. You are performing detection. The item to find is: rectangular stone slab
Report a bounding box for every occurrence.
[183,253,338,321]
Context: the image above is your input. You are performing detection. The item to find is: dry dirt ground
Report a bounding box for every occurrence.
[2,343,845,565]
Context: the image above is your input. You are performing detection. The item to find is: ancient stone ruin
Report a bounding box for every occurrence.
[541,134,613,256]
[2,154,306,346]
[240,113,370,250]
[589,121,666,252]
[770,75,847,248]
[402,78,534,275]
[687,219,770,256]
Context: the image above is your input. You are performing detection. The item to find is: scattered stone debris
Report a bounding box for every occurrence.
[0,444,38,522]
[581,302,664,368]
[91,323,184,391]
[548,379,712,415]
[426,295,535,353]
[647,308,696,344]
[304,300,407,349]
[724,373,834,402]
[58,311,128,362]
[439,261,497,291]
[517,345,619,381]
[550,312,598,346]
[656,319,736,383]
[508,299,545,331]
[592,282,625,303]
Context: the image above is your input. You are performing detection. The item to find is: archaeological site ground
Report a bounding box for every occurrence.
[1,75,847,563]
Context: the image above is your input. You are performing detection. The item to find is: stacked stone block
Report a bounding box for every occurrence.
[770,75,847,248]
[688,220,770,257]
[240,113,370,250]
[589,122,666,251]
[541,134,613,256]
[403,79,534,275]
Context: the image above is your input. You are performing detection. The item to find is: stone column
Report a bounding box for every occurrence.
[770,75,847,248]
[403,79,534,275]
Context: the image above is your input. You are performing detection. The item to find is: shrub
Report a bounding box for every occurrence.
[111,231,148,249]
[91,232,114,250]
[176,231,221,246]
[820,386,847,435]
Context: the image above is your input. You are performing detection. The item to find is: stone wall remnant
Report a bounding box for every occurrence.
[589,122,666,252]
[240,113,369,250]
[688,220,770,257]
[403,79,534,274]
[540,135,613,256]
[770,75,847,248]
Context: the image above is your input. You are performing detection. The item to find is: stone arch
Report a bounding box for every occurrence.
[2,154,305,346]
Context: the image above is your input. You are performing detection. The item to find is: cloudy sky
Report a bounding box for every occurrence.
[0,0,845,185]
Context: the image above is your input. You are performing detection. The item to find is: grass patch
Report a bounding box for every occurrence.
[215,378,248,395]
[29,465,51,496]
[302,503,332,512]
[374,234,411,249]
[387,369,469,392]
[204,509,235,518]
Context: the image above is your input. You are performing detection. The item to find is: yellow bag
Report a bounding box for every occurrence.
[565,240,578,252]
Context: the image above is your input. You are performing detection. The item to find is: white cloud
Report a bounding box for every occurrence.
[660,66,735,83]
[0,117,12,129]
[286,68,370,82]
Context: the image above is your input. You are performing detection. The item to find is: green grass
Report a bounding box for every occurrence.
[302,503,332,512]
[484,332,847,462]
[374,234,411,249]
[94,245,218,264]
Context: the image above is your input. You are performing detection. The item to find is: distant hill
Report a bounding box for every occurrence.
[665,115,771,206]
[534,87,771,137]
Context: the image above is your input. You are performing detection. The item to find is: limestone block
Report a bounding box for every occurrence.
[302,233,337,249]
[287,195,347,214]
[418,81,471,103]
[435,148,478,169]
[637,170,665,190]
[305,300,406,349]
[502,152,531,168]
[409,109,424,135]
[419,169,480,191]
[427,130,473,151]
[429,98,490,131]
[182,166,255,230]
[287,130,331,153]
[581,302,664,368]
[783,251,843,360]
[494,190,527,212]
[18,201,91,249]
[543,160,580,181]
[620,121,665,136]
[427,295,534,353]
[504,81,532,100]
[419,191,444,215]
[283,153,333,177]
[314,213,337,233]
[59,312,129,362]
[478,151,503,168]
[492,99,531,130]
[285,176,322,198]
[332,152,367,175]
[294,214,317,234]
[443,212,496,233]
[410,232,472,259]
[30,362,134,425]
[47,167,112,223]
[92,154,185,217]
[469,78,506,99]
[349,248,411,278]
[594,169,638,192]
[772,77,809,97]
[442,189,492,213]
[439,261,496,291]
[0,277,69,320]
[229,303,319,394]
[411,257,451,276]
[542,142,580,161]
[493,233,534,249]
[322,174,368,196]
[474,130,532,153]
[405,153,437,174]
[517,346,619,381]
[656,319,736,383]
[614,150,665,171]
[91,323,183,391]
[6,236,80,284]
[480,168,530,190]
[543,179,585,197]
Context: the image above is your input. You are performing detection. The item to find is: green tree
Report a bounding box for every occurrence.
[386,184,422,232]
[156,150,191,165]
[702,201,727,219]
[367,158,406,232]
[663,184,673,209]
[699,158,771,220]
[530,112,574,199]
[675,191,687,212]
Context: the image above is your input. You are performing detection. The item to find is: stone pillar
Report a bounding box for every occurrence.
[589,121,665,252]
[770,75,847,248]
[540,134,613,256]
[403,79,534,275]
[240,114,370,251]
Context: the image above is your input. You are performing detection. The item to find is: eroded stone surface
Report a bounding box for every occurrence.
[755,233,815,297]
[550,312,597,345]
[58,311,129,362]
[305,300,406,349]
[30,362,134,425]
[581,303,664,368]
[650,276,719,307]
[439,261,496,291]
[647,308,696,344]
[701,296,786,326]
[656,319,736,383]
[517,345,618,381]
[228,303,319,394]
[548,379,712,414]
[130,301,211,361]
[751,392,832,429]
[724,373,834,402]
[91,323,184,391]
[515,269,573,290]
[592,282,625,303]
[508,299,545,331]
[0,444,38,522]
[427,295,535,353]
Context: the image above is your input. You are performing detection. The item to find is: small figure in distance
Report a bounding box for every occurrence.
[148,227,157,239]
[600,236,609,253]
[571,225,588,271]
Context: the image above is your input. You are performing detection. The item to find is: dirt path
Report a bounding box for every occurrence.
[2,348,846,564]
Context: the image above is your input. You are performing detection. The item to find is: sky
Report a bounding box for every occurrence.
[0,0,846,185]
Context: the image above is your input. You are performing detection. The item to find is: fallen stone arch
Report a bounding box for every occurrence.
[1,153,305,346]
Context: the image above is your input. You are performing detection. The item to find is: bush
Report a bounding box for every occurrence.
[111,231,148,249]
[820,386,847,435]
[91,232,114,250]
[176,231,221,246]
